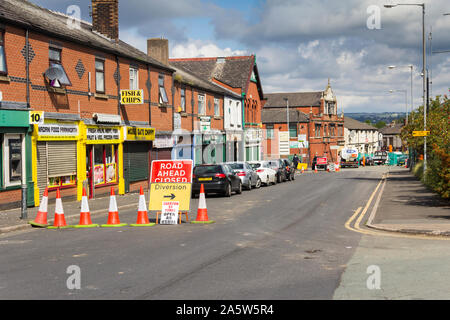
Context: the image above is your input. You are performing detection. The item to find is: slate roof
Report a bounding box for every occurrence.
[262,108,310,124]
[264,92,323,107]
[344,117,379,131]
[0,0,174,72]
[170,56,256,92]
[172,66,241,98]
[380,123,403,135]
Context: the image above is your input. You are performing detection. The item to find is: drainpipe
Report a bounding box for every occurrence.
[241,93,246,161]
[116,56,120,116]
[21,29,30,219]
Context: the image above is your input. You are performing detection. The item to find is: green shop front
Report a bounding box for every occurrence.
[0,108,33,210]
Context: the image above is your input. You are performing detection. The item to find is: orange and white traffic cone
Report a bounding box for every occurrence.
[314,167,318,173]
[29,188,49,227]
[101,187,128,227]
[301,167,304,174]
[191,184,215,224]
[74,188,99,228]
[130,187,155,227]
[335,163,340,172]
[48,189,72,229]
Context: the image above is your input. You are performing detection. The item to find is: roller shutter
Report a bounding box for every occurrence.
[47,142,77,177]
[36,142,48,200]
[124,143,149,183]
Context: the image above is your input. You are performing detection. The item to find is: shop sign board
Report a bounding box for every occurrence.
[153,135,174,148]
[200,116,211,132]
[120,89,144,105]
[37,120,79,140]
[86,126,120,142]
[29,111,44,125]
[124,126,155,141]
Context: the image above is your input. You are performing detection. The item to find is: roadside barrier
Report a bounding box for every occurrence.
[191,184,215,224]
[74,188,99,228]
[130,187,155,227]
[101,187,128,227]
[29,187,49,228]
[48,189,72,229]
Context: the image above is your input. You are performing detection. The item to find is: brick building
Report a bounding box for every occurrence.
[262,81,344,166]
[0,0,177,209]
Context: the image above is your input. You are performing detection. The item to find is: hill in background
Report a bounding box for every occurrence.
[345,112,406,127]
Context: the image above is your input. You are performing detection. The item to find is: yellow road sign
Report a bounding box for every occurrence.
[413,131,430,137]
[149,183,191,211]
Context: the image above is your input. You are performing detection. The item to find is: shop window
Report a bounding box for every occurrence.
[289,123,297,138]
[3,135,22,187]
[159,74,169,104]
[48,47,72,87]
[93,145,117,186]
[95,59,105,93]
[0,31,7,74]
[129,67,139,90]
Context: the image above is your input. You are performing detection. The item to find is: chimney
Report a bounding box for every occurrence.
[147,38,169,65]
[91,0,119,42]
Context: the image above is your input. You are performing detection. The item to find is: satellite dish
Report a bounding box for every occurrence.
[45,66,64,81]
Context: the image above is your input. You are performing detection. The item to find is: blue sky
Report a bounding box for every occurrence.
[31,0,450,113]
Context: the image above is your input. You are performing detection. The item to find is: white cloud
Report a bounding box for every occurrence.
[170,40,247,58]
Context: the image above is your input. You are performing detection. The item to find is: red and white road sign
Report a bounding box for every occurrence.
[150,160,193,183]
[316,157,327,165]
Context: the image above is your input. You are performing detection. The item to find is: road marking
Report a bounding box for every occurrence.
[345,172,450,241]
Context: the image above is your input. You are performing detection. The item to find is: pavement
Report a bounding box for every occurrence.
[0,167,449,237]
[366,167,450,236]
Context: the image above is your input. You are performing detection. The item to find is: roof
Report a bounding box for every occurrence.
[262,108,309,124]
[344,117,378,131]
[171,65,241,98]
[169,56,258,94]
[264,92,323,107]
[0,0,174,72]
[380,123,403,135]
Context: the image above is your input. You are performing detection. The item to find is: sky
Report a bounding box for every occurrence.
[32,0,450,113]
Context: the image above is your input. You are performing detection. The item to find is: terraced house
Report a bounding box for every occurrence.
[0,0,178,209]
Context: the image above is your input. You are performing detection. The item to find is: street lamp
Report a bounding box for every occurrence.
[389,90,408,124]
[384,3,427,173]
[387,65,413,124]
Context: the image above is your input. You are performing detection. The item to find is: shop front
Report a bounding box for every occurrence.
[245,128,262,161]
[123,126,155,193]
[84,124,123,199]
[32,114,80,206]
[0,109,33,210]
[152,134,174,161]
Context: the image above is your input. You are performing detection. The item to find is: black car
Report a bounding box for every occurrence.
[267,159,288,183]
[282,159,296,181]
[192,164,242,197]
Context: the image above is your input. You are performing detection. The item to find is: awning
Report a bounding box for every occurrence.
[93,113,121,124]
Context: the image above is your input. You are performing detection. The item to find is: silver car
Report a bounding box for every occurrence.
[224,162,261,190]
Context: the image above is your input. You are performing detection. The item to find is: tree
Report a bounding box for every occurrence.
[375,121,386,129]
[401,95,450,198]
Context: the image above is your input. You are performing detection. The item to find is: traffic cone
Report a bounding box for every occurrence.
[130,187,155,227]
[191,184,215,224]
[314,167,318,173]
[48,189,72,229]
[29,188,49,227]
[335,163,340,172]
[74,188,99,228]
[101,187,128,227]
[301,167,304,174]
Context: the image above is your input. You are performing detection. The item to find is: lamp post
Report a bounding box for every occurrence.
[388,65,413,124]
[384,2,427,173]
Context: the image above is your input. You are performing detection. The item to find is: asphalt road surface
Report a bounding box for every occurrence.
[2,166,444,300]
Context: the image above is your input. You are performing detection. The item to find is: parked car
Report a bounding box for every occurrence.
[224,162,261,190]
[266,159,288,183]
[192,164,242,197]
[248,161,277,186]
[282,159,296,181]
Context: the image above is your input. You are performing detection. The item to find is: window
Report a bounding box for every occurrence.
[0,31,6,74]
[129,67,138,90]
[180,88,186,112]
[159,74,169,104]
[289,123,297,138]
[48,47,71,86]
[266,125,274,139]
[3,135,22,187]
[95,59,105,93]
[93,144,117,186]
[315,124,321,137]
[214,98,220,117]
[338,125,343,136]
[198,94,206,115]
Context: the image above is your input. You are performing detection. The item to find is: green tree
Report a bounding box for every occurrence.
[401,95,450,199]
[375,121,386,129]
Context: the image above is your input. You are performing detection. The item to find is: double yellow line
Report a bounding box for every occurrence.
[344,174,450,241]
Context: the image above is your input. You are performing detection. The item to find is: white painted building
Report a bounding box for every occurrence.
[343,117,381,155]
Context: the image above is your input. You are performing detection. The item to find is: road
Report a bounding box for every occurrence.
[1,166,448,300]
